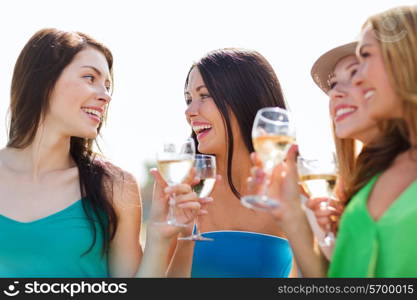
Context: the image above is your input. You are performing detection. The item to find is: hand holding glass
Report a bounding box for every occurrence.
[178,154,216,241]
[241,107,295,211]
[297,155,338,247]
[156,138,195,227]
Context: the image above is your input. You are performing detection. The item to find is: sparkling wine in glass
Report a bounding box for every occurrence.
[156,138,195,227]
[241,107,296,211]
[297,155,338,247]
[178,154,216,241]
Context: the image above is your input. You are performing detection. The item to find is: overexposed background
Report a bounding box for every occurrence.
[0,0,414,186]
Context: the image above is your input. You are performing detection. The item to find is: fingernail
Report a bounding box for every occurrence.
[164,187,172,193]
[203,197,213,203]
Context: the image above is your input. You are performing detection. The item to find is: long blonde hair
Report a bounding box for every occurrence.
[367,5,417,144]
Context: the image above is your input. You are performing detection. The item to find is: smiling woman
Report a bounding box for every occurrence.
[0,28,204,278]
[168,48,295,278]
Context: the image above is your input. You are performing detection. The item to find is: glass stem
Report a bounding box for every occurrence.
[167,192,176,223]
[260,168,272,200]
[193,217,200,236]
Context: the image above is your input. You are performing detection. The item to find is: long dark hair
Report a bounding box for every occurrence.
[185,48,286,198]
[8,28,117,255]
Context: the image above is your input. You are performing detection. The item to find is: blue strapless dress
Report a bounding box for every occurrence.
[191,230,293,278]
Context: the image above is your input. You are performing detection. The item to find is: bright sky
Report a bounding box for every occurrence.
[0,0,414,184]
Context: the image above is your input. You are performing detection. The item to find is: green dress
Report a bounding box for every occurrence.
[328,174,417,277]
[0,198,109,277]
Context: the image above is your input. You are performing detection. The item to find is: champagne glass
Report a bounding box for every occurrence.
[297,155,338,247]
[241,107,296,211]
[178,154,216,241]
[156,137,195,227]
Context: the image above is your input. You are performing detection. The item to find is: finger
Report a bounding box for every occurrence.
[199,197,214,204]
[150,168,168,190]
[175,192,199,204]
[307,197,331,210]
[182,166,197,185]
[314,209,335,218]
[191,176,200,187]
[250,152,264,169]
[178,201,201,211]
[197,209,208,216]
[165,183,192,195]
[316,216,332,226]
[284,144,299,179]
[246,171,266,195]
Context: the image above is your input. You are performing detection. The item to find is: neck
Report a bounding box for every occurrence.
[6,125,74,181]
[215,142,252,196]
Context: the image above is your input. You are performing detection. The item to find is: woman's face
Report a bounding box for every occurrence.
[184,67,227,155]
[352,26,402,121]
[328,55,379,143]
[45,47,112,139]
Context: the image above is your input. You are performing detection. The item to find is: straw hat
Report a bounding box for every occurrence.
[310,42,357,93]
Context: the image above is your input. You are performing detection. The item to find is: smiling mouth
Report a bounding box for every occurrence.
[364,90,375,100]
[193,124,212,135]
[81,107,102,123]
[334,107,357,122]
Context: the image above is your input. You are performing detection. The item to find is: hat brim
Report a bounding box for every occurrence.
[311,42,357,93]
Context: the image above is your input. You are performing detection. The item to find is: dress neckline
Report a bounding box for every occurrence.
[0,198,84,225]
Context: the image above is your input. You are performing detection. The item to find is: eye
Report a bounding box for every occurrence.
[360,51,370,58]
[83,75,95,82]
[350,68,358,78]
[185,98,192,106]
[200,93,211,100]
[329,81,337,90]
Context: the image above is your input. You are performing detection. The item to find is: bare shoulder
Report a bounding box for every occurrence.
[95,157,142,211]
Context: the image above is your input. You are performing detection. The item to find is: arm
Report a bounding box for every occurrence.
[249,146,328,277]
[105,165,143,278]
[136,168,202,277]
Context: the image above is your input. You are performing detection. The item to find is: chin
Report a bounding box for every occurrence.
[75,129,99,140]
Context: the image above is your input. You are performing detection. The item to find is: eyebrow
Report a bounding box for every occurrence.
[184,85,207,95]
[345,62,359,70]
[81,65,111,83]
[196,85,207,92]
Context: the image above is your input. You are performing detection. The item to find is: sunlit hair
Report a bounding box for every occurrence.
[185,48,286,198]
[365,5,417,145]
[8,28,118,256]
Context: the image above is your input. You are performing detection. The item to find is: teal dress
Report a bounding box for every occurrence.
[329,174,417,277]
[0,198,109,277]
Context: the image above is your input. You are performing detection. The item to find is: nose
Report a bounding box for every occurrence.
[97,89,112,104]
[328,85,347,102]
[352,64,364,87]
[185,100,199,119]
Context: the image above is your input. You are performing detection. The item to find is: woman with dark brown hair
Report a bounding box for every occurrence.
[0,28,202,277]
[168,48,295,277]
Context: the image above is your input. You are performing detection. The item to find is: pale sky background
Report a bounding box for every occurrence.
[0,0,415,185]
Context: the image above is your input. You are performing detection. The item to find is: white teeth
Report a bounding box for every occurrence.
[364,90,375,100]
[335,107,356,118]
[192,124,212,133]
[82,108,102,119]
